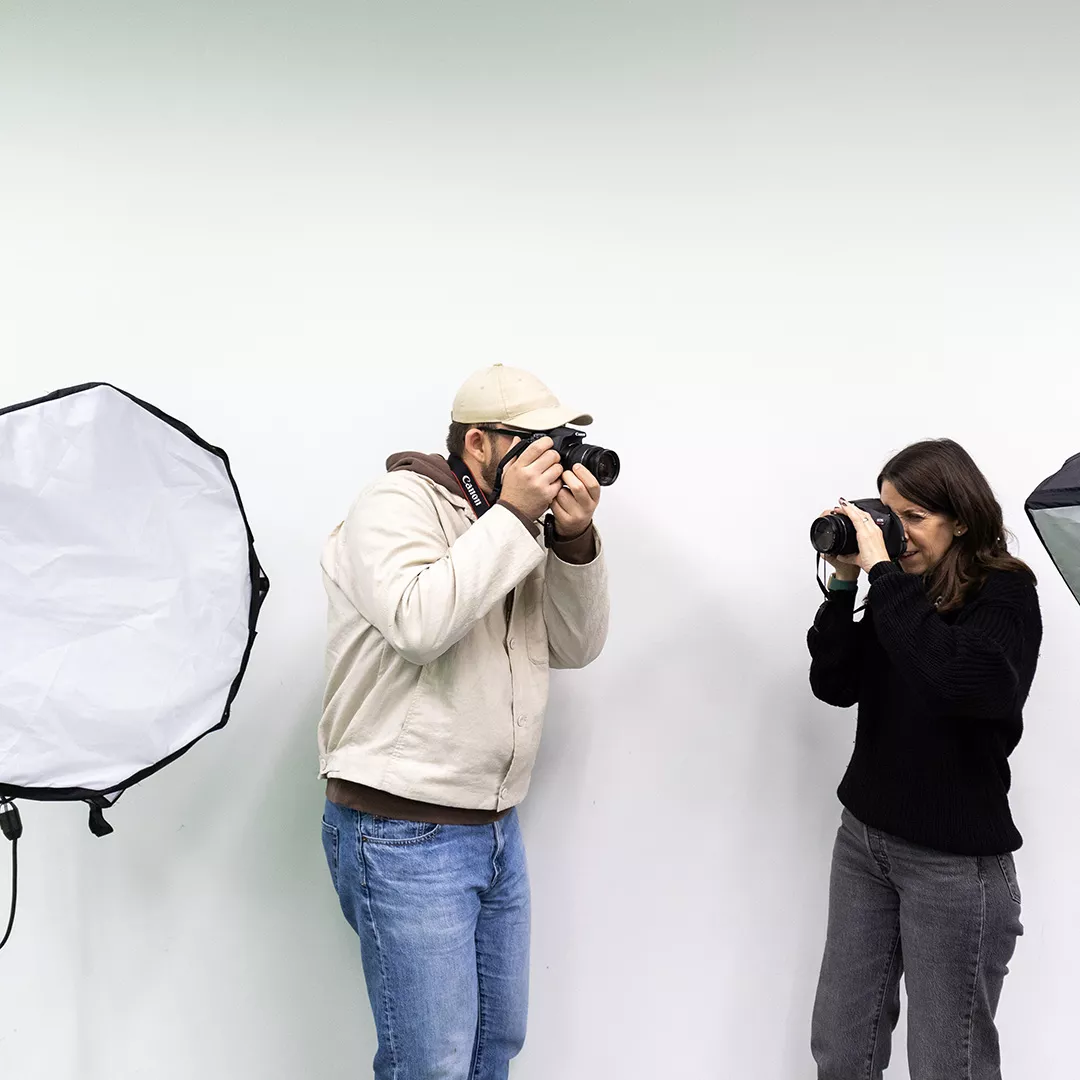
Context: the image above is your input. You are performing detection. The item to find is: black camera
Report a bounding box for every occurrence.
[499,426,620,486]
[810,498,906,559]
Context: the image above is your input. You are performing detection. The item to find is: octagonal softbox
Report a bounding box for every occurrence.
[0,383,269,812]
[1026,451,1080,606]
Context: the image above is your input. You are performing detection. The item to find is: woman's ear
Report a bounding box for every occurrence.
[954,522,968,537]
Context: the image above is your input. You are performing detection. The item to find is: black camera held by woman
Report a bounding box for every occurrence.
[810,499,906,560]
[497,426,621,487]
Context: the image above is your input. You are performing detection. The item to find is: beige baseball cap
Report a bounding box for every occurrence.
[451,364,593,431]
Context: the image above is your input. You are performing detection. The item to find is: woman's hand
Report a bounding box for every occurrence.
[817,506,861,580]
[835,498,892,574]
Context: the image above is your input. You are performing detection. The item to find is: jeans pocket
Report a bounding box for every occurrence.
[997,853,1022,905]
[360,814,442,845]
[321,818,340,892]
[519,578,549,667]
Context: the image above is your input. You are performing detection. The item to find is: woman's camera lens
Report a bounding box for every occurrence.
[810,514,857,556]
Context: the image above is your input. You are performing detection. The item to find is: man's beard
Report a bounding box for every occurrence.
[481,455,500,495]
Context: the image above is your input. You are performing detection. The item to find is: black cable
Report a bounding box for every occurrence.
[0,839,16,952]
[0,799,22,952]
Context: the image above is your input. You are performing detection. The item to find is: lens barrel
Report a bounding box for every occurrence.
[564,443,620,486]
[810,514,858,556]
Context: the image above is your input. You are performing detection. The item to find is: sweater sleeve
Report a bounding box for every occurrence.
[865,561,1034,719]
[807,588,861,708]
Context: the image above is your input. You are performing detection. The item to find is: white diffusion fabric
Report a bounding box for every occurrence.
[0,386,253,791]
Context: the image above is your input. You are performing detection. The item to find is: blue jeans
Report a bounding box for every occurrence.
[321,799,531,1080]
[812,809,1023,1079]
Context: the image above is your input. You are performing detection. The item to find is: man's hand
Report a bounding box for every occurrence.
[498,437,564,521]
[551,463,601,539]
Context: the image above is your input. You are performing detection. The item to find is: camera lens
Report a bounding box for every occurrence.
[590,449,620,486]
[810,514,857,556]
[565,444,620,486]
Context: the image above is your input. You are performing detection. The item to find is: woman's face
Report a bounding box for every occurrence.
[880,479,966,575]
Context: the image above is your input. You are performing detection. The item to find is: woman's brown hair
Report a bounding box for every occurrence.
[877,439,1035,612]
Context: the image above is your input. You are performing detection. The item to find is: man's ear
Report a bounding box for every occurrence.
[463,427,487,457]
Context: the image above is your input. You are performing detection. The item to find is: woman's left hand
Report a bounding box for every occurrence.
[836,499,892,573]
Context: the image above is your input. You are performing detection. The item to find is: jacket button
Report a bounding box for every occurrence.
[508,638,516,650]
[516,715,528,727]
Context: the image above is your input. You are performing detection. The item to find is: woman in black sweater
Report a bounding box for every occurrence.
[808,439,1041,1080]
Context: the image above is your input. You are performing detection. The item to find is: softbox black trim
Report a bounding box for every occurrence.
[1025,451,1080,508]
[0,382,270,803]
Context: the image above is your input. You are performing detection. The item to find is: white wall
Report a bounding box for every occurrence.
[2,3,1079,1077]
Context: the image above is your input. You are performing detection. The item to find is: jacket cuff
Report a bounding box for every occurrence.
[496,500,541,539]
[551,524,597,565]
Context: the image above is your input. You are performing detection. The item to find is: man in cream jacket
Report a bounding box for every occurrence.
[318,364,609,1080]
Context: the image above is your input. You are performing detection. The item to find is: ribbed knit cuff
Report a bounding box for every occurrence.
[868,560,904,584]
[551,524,597,565]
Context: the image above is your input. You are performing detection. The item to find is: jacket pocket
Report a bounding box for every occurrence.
[521,578,549,666]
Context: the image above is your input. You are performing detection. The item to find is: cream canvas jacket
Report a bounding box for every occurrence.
[318,454,609,810]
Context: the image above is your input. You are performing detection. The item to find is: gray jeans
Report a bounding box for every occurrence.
[812,809,1023,1079]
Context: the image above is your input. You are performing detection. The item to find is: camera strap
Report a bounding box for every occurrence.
[815,554,831,600]
[448,454,494,518]
[449,442,534,517]
[815,554,869,614]
[449,452,558,548]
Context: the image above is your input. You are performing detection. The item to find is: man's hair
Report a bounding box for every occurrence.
[446,421,495,458]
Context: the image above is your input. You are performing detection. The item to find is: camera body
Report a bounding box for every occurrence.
[503,426,621,487]
[810,498,906,560]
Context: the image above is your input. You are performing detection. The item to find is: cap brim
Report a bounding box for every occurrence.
[504,406,593,431]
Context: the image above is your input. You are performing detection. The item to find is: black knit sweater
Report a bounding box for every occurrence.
[808,561,1042,855]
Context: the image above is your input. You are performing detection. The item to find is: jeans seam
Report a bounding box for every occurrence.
[963,858,987,1080]
[321,819,340,893]
[862,925,902,1079]
[996,854,1022,905]
[360,832,399,1079]
[356,813,368,889]
[470,946,489,1079]
[860,821,892,878]
[490,820,503,887]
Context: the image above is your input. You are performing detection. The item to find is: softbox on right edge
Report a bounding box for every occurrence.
[1026,451,1080,606]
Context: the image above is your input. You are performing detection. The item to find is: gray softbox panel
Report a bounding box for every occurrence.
[1026,452,1080,606]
